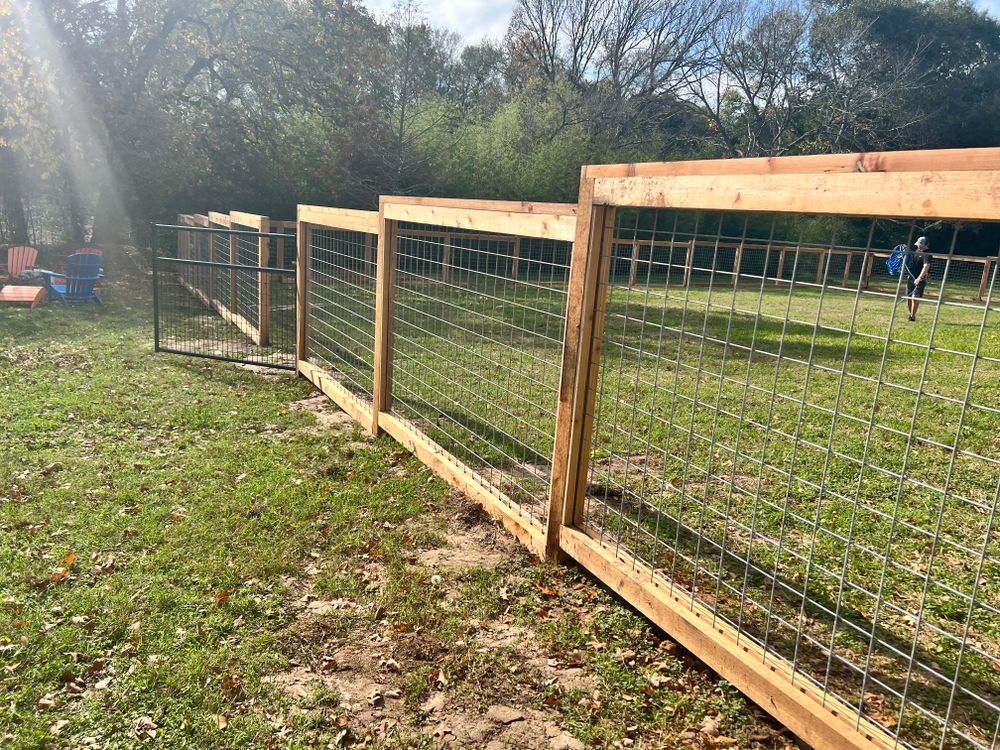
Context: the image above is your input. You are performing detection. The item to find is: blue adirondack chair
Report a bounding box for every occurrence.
[40,253,103,304]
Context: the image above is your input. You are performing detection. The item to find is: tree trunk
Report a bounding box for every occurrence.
[0,146,30,244]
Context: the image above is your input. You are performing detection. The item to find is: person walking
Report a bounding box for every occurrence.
[905,237,932,322]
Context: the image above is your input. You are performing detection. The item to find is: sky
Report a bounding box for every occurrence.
[364,0,999,42]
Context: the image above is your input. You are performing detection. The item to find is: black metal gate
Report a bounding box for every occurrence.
[152,223,297,370]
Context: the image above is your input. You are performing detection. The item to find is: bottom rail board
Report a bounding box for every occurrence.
[377,410,547,559]
[297,359,374,431]
[558,526,897,750]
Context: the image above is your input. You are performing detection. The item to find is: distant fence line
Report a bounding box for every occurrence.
[169,147,1000,750]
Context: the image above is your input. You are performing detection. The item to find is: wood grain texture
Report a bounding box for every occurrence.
[381,195,577,217]
[382,202,577,243]
[298,205,379,234]
[584,147,999,179]
[592,170,1000,220]
[298,360,374,427]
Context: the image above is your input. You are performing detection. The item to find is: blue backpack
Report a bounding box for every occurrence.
[887,244,916,279]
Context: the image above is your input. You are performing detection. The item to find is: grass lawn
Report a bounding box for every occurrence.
[0,251,789,749]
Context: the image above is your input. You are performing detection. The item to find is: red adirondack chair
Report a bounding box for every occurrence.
[0,246,39,282]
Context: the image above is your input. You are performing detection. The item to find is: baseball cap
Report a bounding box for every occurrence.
[915,236,928,248]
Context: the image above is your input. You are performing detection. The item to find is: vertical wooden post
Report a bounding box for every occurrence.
[441,236,451,283]
[546,172,616,560]
[732,243,743,288]
[229,223,239,314]
[863,252,874,289]
[512,237,521,280]
[295,212,309,369]
[276,228,285,271]
[776,248,786,285]
[257,215,270,346]
[364,232,374,280]
[978,258,992,301]
[843,252,853,287]
[629,240,640,286]
[683,239,695,287]
[816,250,826,285]
[372,203,398,436]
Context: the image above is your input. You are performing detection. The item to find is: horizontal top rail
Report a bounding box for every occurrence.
[381,198,577,242]
[298,205,379,234]
[592,170,1000,220]
[584,146,1000,178]
[230,210,267,228]
[155,255,296,275]
[154,223,294,240]
[207,211,232,227]
[383,195,578,217]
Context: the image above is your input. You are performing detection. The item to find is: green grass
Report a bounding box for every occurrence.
[305,260,999,750]
[0,254,786,749]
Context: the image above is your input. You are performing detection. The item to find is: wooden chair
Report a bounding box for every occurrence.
[0,246,39,281]
[39,253,103,304]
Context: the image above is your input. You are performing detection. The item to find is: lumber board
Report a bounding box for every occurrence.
[208,211,232,227]
[559,526,896,750]
[584,146,1000,179]
[231,210,266,229]
[382,201,577,243]
[298,360,374,427]
[381,195,577,217]
[256,214,270,347]
[378,411,547,559]
[372,214,397,435]
[298,205,379,234]
[295,216,309,363]
[591,171,1000,220]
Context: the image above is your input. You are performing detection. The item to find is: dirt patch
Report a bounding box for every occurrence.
[417,515,524,571]
[288,394,356,432]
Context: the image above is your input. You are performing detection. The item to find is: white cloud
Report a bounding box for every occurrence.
[976,0,1000,17]
[364,0,515,42]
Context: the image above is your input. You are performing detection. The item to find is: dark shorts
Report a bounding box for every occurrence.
[907,279,926,298]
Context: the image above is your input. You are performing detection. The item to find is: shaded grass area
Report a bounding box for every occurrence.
[0,261,785,749]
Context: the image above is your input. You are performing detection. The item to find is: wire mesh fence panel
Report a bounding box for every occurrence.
[234,231,260,331]
[154,255,295,369]
[583,208,1000,750]
[211,226,232,312]
[390,225,572,527]
[307,228,377,401]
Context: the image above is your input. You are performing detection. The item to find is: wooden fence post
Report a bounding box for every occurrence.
[683,239,695,287]
[296,213,309,369]
[257,215,271,346]
[441,236,451,283]
[776,248,786,285]
[843,252,853,287]
[629,240,640,286]
[816,250,826,285]
[229,222,239,313]
[511,237,521,280]
[978,258,992,301]
[364,232,374,280]
[863,252,874,289]
[372,204,398,436]
[276,227,285,271]
[732,243,743,288]
[546,173,616,560]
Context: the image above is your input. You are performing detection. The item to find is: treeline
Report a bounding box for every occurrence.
[1,0,998,244]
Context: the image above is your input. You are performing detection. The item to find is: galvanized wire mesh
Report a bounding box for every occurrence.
[587,209,1000,750]
[307,227,377,401]
[155,226,295,369]
[211,224,232,312]
[234,231,260,329]
[389,224,572,526]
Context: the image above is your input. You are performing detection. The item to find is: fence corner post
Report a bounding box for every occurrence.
[258,215,271,347]
[372,201,397,437]
[296,208,309,372]
[546,170,615,562]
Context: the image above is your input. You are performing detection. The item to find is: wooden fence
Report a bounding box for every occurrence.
[171,147,1000,750]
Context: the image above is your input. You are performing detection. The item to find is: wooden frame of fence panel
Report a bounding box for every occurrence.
[295,205,379,435]
[379,197,577,557]
[559,150,1000,750]
[230,211,270,346]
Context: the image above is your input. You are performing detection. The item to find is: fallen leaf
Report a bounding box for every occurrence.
[63,552,77,567]
[214,715,228,730]
[49,719,69,735]
[133,716,157,740]
[36,696,56,710]
[50,569,70,584]
[214,589,235,608]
